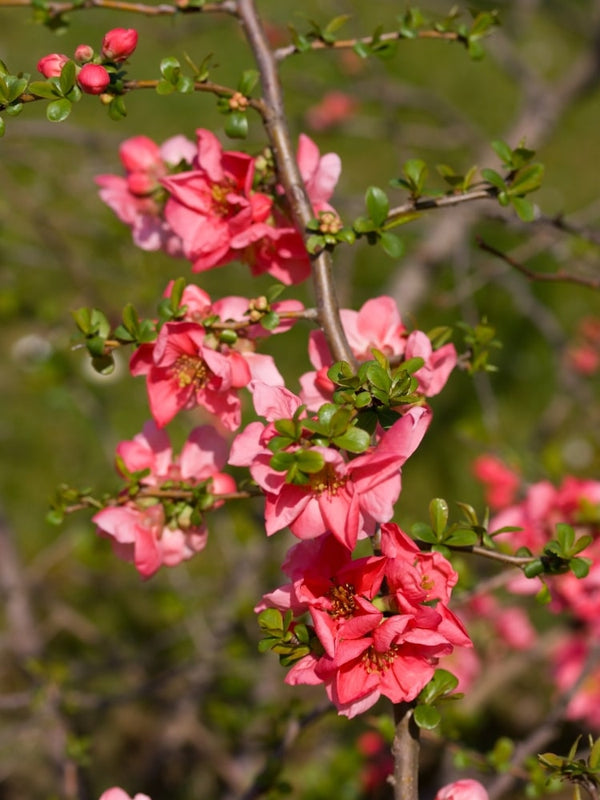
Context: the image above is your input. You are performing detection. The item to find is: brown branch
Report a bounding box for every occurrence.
[476,236,600,291]
[390,702,420,800]
[386,187,496,226]
[236,0,355,367]
[0,0,237,17]
[274,28,463,62]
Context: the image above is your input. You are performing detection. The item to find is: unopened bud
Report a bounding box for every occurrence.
[37,53,70,78]
[74,44,94,64]
[77,64,111,95]
[101,28,138,63]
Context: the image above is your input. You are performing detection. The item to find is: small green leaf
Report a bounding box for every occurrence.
[59,60,76,94]
[225,110,248,139]
[91,354,115,375]
[46,98,72,122]
[491,139,513,166]
[331,427,371,453]
[0,117,5,137]
[156,79,176,95]
[570,557,591,579]
[411,522,438,544]
[510,196,535,221]
[379,231,404,259]
[238,68,259,96]
[413,705,441,730]
[28,80,59,99]
[507,163,544,197]
[160,56,181,82]
[444,529,479,547]
[260,311,280,331]
[176,75,195,94]
[429,498,448,537]
[365,186,389,227]
[481,168,506,190]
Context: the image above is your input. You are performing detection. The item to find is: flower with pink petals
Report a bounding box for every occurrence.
[130,321,243,430]
[434,779,489,800]
[96,134,195,255]
[300,296,456,409]
[306,91,358,132]
[230,383,431,549]
[93,421,235,578]
[99,788,152,800]
[473,454,520,510]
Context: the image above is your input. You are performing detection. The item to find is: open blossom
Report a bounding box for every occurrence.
[434,779,489,800]
[162,129,341,284]
[96,134,195,255]
[299,296,456,409]
[229,382,431,549]
[554,636,600,730]
[130,321,243,430]
[262,527,471,718]
[93,421,234,578]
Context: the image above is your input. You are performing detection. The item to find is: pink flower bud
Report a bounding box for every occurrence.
[77,63,111,95]
[101,28,138,63]
[37,53,70,79]
[119,136,162,173]
[127,172,157,196]
[74,44,94,64]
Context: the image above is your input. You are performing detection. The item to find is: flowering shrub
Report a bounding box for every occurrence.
[4,5,600,800]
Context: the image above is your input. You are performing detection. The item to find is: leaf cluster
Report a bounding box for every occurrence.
[482,139,545,221]
[521,522,592,581]
[257,608,316,667]
[414,668,461,730]
[539,735,600,800]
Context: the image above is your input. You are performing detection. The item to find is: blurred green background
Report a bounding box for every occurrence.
[2,1,600,798]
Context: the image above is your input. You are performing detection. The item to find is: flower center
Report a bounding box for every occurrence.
[211,178,237,216]
[173,354,208,389]
[361,644,400,674]
[309,464,348,497]
[328,582,357,619]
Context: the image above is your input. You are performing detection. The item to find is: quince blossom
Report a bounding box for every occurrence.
[93,421,234,578]
[96,134,196,255]
[299,296,457,409]
[99,789,152,800]
[130,321,243,430]
[261,527,470,718]
[229,382,431,549]
[434,779,489,800]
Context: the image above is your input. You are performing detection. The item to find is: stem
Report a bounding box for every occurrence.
[236,0,355,366]
[0,0,237,15]
[391,702,420,800]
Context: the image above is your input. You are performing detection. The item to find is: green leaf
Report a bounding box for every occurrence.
[413,705,441,730]
[352,216,377,234]
[27,80,59,99]
[91,354,115,375]
[238,68,259,96]
[156,79,176,95]
[510,196,535,221]
[481,168,506,190]
[0,117,4,137]
[570,557,591,579]
[429,498,448,537]
[176,75,195,94]
[160,56,181,82]
[331,427,371,453]
[225,110,248,139]
[365,186,389,227]
[491,139,513,166]
[411,522,438,544]
[403,158,427,193]
[379,231,404,259]
[260,311,280,331]
[295,449,325,474]
[46,98,72,122]
[59,60,76,95]
[444,529,479,547]
[507,163,544,196]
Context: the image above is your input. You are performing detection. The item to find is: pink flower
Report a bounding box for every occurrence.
[99,789,152,800]
[230,383,431,548]
[473,454,520,510]
[554,636,600,730]
[434,779,489,800]
[93,421,235,578]
[306,91,358,131]
[37,53,70,78]
[162,129,271,272]
[130,321,242,430]
[77,63,111,94]
[300,296,456,409]
[101,28,138,62]
[96,134,195,255]
[296,133,341,214]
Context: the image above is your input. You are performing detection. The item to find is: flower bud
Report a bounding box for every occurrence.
[74,44,94,64]
[119,136,162,173]
[37,53,70,79]
[77,63,111,95]
[101,28,138,63]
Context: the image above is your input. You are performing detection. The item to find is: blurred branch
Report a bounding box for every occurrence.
[390,702,420,800]
[0,0,237,16]
[476,236,600,291]
[274,29,462,62]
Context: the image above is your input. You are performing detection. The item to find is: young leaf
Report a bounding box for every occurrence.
[365,186,389,227]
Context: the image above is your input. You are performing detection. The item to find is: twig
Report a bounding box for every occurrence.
[236,0,355,367]
[386,188,496,226]
[274,29,462,62]
[476,236,600,291]
[0,0,237,17]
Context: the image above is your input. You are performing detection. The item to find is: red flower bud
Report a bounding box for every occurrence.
[77,64,111,95]
[74,44,94,64]
[37,53,70,79]
[101,28,138,63]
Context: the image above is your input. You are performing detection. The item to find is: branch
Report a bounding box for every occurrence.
[236,0,355,367]
[390,702,420,800]
[386,187,496,226]
[477,236,600,291]
[0,0,237,17]
[274,28,462,62]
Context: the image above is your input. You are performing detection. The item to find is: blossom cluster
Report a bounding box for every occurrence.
[97,128,341,285]
[474,459,600,729]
